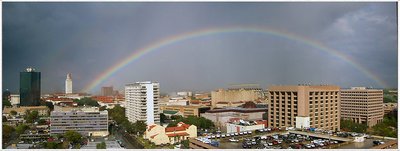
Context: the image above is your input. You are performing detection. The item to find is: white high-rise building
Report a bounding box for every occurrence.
[65,73,72,94]
[125,81,160,125]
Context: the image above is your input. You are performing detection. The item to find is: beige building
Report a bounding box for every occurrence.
[201,107,267,131]
[341,87,384,127]
[3,106,50,117]
[160,105,210,117]
[211,88,265,109]
[268,85,340,131]
[144,122,197,145]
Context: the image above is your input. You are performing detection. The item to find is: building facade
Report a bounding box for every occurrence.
[10,94,20,106]
[201,107,267,131]
[50,107,109,137]
[341,87,384,127]
[65,73,72,94]
[101,86,114,96]
[160,105,210,117]
[20,67,41,106]
[125,81,160,125]
[144,122,197,145]
[268,85,340,131]
[226,119,267,133]
[211,88,265,109]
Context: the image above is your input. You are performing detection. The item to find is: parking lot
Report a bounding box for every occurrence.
[197,128,389,149]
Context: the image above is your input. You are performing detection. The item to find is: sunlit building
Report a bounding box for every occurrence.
[125,81,160,125]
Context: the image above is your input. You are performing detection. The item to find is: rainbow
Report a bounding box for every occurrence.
[82,26,388,92]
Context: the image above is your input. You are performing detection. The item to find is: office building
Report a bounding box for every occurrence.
[101,86,114,96]
[65,73,72,94]
[50,107,109,137]
[20,67,41,106]
[268,85,340,131]
[341,87,384,127]
[211,87,265,109]
[125,81,160,125]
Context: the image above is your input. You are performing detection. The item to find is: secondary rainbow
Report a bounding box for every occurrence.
[82,26,388,92]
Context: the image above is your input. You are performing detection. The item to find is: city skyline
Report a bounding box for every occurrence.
[3,2,397,94]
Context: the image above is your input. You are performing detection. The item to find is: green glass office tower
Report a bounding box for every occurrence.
[20,67,41,106]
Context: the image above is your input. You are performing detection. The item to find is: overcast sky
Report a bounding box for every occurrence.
[3,2,397,94]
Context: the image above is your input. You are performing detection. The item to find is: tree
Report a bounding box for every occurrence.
[15,124,29,135]
[160,113,166,123]
[96,141,106,149]
[73,98,100,107]
[2,99,12,109]
[134,121,147,135]
[3,125,15,143]
[44,142,63,149]
[109,105,126,125]
[3,116,8,122]
[64,130,83,144]
[181,140,189,149]
[99,106,107,111]
[25,110,39,123]
[10,110,17,116]
[38,119,47,125]
[340,119,367,133]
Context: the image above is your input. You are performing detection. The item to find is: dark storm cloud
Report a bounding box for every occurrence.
[3,2,397,94]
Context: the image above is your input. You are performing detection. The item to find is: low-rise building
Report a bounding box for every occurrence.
[226,119,268,133]
[3,106,50,117]
[144,122,197,145]
[10,94,20,106]
[160,105,210,117]
[50,107,109,137]
[201,106,267,131]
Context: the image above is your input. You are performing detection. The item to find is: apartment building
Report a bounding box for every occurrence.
[341,87,383,127]
[50,107,109,137]
[125,81,160,125]
[268,85,340,131]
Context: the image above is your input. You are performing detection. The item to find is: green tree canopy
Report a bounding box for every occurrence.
[2,99,12,109]
[44,142,63,149]
[64,130,83,144]
[160,113,166,123]
[73,98,100,107]
[38,119,47,125]
[10,110,17,116]
[15,124,29,135]
[167,115,214,129]
[109,105,127,125]
[3,125,15,142]
[96,141,106,149]
[340,119,367,133]
[25,110,39,123]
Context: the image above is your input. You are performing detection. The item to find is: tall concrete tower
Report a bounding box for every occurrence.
[65,73,72,94]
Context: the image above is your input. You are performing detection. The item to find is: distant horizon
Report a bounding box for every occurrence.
[3,2,397,94]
